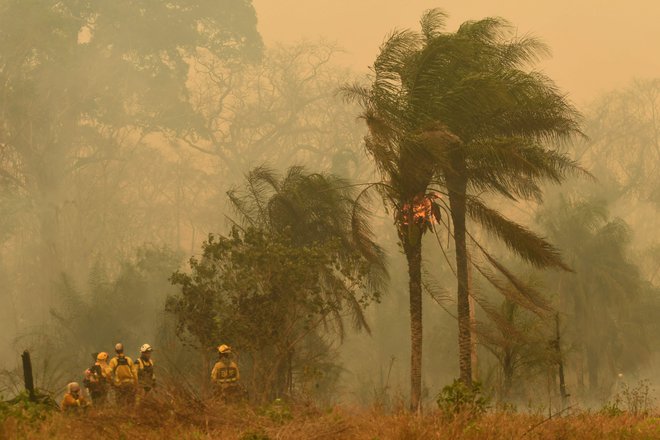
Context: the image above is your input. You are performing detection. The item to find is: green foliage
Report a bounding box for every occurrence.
[436,380,489,418]
[227,165,387,301]
[600,396,625,417]
[343,6,581,405]
[0,0,262,327]
[166,165,385,400]
[168,226,379,399]
[261,398,293,424]
[0,391,58,426]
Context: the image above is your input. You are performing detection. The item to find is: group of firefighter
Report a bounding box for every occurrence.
[60,342,240,411]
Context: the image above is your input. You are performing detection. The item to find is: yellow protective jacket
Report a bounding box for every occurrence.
[211,360,239,385]
[109,354,136,385]
[61,393,87,411]
[84,362,111,392]
[134,357,155,388]
[98,361,113,381]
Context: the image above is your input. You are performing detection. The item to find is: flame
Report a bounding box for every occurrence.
[401,193,441,226]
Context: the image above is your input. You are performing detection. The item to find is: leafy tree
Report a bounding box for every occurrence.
[343,8,581,408]
[168,228,379,401]
[227,165,387,289]
[169,166,386,400]
[0,0,261,317]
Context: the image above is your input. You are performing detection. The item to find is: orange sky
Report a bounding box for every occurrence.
[252,1,660,106]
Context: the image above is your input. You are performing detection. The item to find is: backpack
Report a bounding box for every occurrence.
[113,356,133,382]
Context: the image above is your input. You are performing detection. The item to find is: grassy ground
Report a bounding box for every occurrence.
[2,396,659,439]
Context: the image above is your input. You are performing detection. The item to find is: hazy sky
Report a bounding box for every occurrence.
[252,1,660,106]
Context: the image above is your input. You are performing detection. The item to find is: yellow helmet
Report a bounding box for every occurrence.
[96,352,108,362]
[217,344,231,354]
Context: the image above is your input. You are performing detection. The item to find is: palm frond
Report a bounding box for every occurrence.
[420,8,448,40]
[474,263,548,316]
[373,29,422,78]
[466,196,569,270]
[471,293,530,341]
[226,188,257,227]
[498,34,550,68]
[466,137,591,201]
[338,81,371,108]
[482,252,554,313]
[456,17,512,44]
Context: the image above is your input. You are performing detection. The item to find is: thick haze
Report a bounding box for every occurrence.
[254,0,660,105]
[1,0,659,410]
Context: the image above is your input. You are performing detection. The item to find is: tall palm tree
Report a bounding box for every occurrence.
[344,9,582,406]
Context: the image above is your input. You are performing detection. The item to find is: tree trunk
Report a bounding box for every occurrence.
[573,291,586,396]
[502,349,513,398]
[403,230,423,412]
[587,346,599,396]
[468,259,478,382]
[33,147,68,320]
[22,350,35,401]
[555,314,568,408]
[448,178,472,386]
[202,349,211,397]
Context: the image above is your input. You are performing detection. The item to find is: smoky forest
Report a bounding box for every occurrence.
[1,1,659,439]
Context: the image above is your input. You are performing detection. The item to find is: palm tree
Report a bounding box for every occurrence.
[344,9,582,406]
[227,165,388,333]
[540,196,647,396]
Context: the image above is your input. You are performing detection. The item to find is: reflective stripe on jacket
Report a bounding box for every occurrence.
[211,360,239,384]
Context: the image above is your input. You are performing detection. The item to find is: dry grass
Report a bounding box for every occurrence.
[2,395,659,440]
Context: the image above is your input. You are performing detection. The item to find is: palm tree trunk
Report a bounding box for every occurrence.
[447,176,472,386]
[468,259,478,382]
[402,230,423,411]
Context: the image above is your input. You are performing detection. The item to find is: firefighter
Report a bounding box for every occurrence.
[61,382,88,412]
[83,352,111,406]
[134,343,156,400]
[211,344,242,402]
[108,342,137,406]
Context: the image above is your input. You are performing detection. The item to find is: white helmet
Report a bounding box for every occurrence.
[140,343,153,353]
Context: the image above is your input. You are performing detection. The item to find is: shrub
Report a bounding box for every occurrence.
[0,390,58,431]
[262,398,292,424]
[436,380,489,418]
